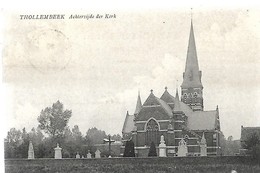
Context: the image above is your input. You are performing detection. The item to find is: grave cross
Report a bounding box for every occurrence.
[103,135,115,157]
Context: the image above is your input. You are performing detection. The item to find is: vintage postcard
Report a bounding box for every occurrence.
[1,5,260,172]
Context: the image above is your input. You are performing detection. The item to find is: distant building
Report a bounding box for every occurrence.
[121,20,222,157]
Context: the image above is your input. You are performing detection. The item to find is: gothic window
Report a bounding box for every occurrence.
[145,119,159,146]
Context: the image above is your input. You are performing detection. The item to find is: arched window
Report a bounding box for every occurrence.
[145,119,159,146]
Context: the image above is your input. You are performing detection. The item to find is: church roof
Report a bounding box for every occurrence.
[181,20,203,88]
[179,101,193,116]
[134,91,142,115]
[136,90,173,121]
[122,111,135,134]
[187,110,217,130]
[240,126,260,142]
[160,87,175,109]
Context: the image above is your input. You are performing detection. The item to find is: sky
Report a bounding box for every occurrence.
[1,9,260,140]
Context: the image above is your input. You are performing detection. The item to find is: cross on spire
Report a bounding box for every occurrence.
[190,8,193,21]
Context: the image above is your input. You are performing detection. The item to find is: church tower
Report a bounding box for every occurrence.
[181,21,203,111]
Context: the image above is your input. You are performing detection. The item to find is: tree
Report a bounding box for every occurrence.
[5,128,23,158]
[85,127,107,145]
[111,134,122,141]
[72,125,82,141]
[148,141,157,157]
[123,140,135,157]
[241,132,260,162]
[37,100,72,138]
[243,132,260,150]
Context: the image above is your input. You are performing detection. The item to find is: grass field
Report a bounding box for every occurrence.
[5,156,260,173]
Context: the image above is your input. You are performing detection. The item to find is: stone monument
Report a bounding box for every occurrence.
[200,133,207,156]
[177,138,188,157]
[54,143,62,159]
[28,141,35,159]
[159,135,167,157]
[87,150,91,159]
[95,149,101,158]
[76,152,80,158]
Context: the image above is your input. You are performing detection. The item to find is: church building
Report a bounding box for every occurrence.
[122,21,222,157]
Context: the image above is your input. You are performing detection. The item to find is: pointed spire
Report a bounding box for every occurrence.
[174,88,182,112]
[200,132,207,144]
[181,20,202,88]
[134,91,142,115]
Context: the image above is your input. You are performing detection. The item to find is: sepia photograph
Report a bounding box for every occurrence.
[1,4,260,172]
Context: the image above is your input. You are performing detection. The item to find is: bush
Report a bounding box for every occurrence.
[252,144,260,163]
[148,142,157,157]
[123,140,135,157]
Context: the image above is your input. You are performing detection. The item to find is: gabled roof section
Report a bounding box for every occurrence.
[122,111,135,134]
[181,20,203,89]
[187,110,217,130]
[156,97,173,117]
[134,91,142,115]
[137,90,173,120]
[160,87,175,104]
[179,101,193,116]
[241,126,260,142]
[143,90,160,107]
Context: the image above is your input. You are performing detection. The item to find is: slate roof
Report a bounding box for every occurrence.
[122,111,135,133]
[160,88,175,109]
[240,126,260,142]
[187,110,217,130]
[136,106,172,121]
[143,91,172,115]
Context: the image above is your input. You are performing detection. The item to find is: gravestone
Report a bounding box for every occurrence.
[159,135,166,157]
[177,138,188,157]
[28,141,35,159]
[76,152,80,159]
[87,151,91,159]
[54,143,62,159]
[200,133,207,156]
[81,155,84,158]
[95,149,101,158]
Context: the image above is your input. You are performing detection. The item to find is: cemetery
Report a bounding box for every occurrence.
[4,136,260,173]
